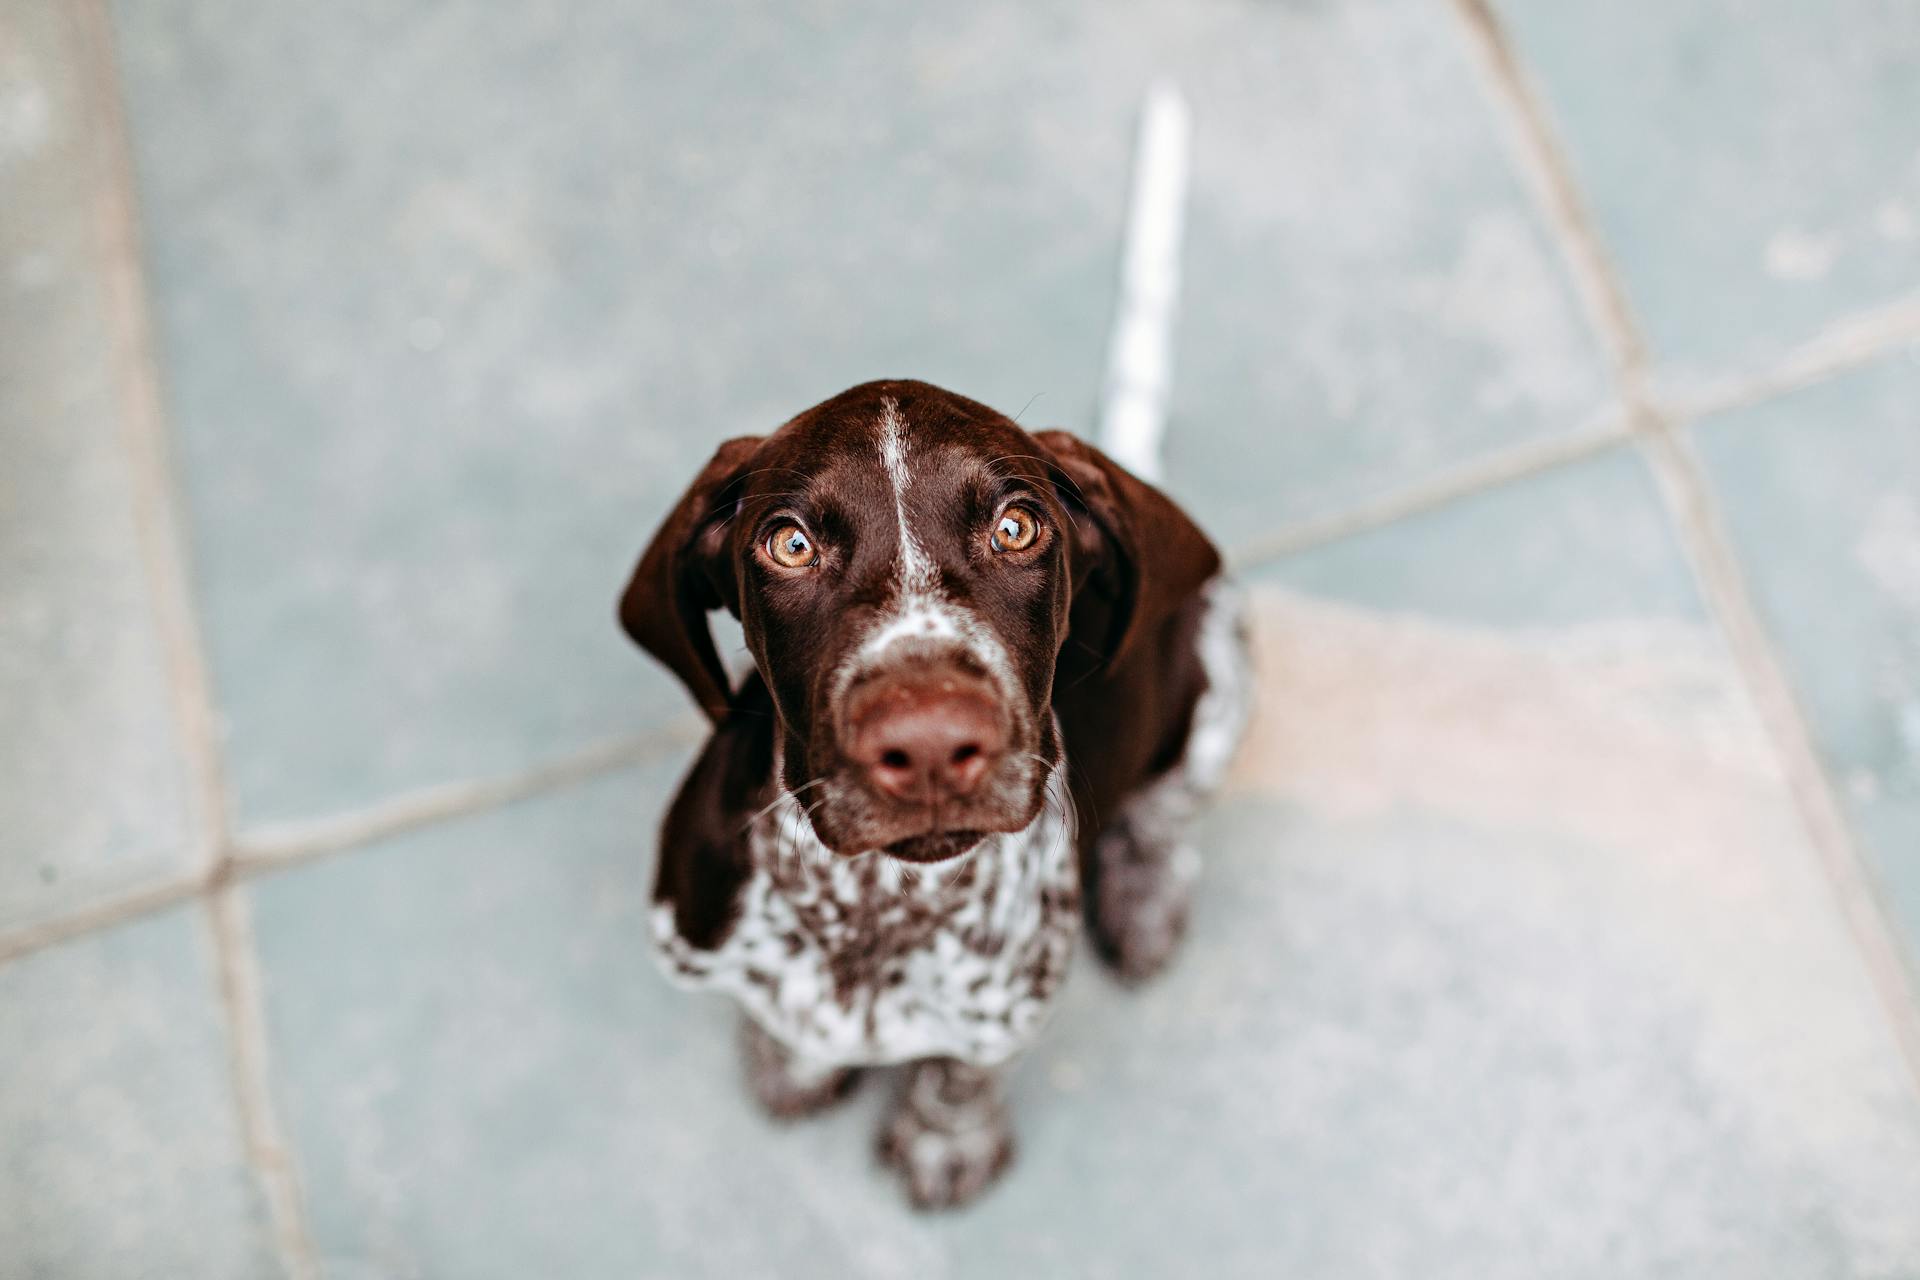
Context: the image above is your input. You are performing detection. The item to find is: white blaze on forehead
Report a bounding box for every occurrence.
[877,397,938,596]
[854,398,1018,703]
[862,398,964,660]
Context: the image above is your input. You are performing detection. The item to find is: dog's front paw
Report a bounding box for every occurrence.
[878,1060,1014,1209]
[740,1018,858,1119]
[1091,830,1199,984]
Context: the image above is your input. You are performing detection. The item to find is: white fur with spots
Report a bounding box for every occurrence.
[1089,578,1252,978]
[651,762,1080,1072]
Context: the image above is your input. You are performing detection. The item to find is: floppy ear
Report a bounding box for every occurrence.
[1034,430,1221,669]
[618,436,764,724]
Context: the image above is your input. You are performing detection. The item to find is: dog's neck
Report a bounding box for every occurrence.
[652,741,1081,1069]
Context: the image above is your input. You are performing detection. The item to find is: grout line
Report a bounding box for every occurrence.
[0,720,702,969]
[1655,292,1920,424]
[206,886,319,1280]
[1226,408,1632,571]
[231,722,703,871]
[1224,279,1916,577]
[1448,0,1920,1089]
[1215,285,1918,578]
[1639,431,1920,1081]
[1446,0,1651,399]
[70,3,316,1272]
[0,876,207,968]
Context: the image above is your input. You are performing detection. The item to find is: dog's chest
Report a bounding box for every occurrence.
[651,783,1079,1069]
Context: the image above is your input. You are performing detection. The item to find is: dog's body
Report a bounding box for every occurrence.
[621,380,1249,1206]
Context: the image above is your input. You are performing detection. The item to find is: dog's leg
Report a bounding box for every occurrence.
[1092,580,1253,983]
[1089,780,1204,983]
[878,1058,1015,1209]
[739,1016,858,1119]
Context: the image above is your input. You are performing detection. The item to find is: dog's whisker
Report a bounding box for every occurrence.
[976,451,1091,526]
[696,483,813,525]
[791,796,832,872]
[724,466,813,492]
[740,778,827,838]
[937,847,980,892]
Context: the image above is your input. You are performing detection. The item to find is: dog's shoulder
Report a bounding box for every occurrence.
[654,674,775,949]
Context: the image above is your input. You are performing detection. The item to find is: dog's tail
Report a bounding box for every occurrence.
[1097,80,1191,485]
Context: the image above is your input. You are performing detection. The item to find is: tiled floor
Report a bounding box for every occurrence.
[4,1,1919,1277]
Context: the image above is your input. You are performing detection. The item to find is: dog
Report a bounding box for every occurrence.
[619,379,1251,1208]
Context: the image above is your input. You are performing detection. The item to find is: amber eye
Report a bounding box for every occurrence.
[764,524,818,569]
[990,506,1040,553]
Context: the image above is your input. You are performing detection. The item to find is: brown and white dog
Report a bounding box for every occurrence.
[619,379,1250,1208]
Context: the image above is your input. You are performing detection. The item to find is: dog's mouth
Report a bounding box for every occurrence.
[799,745,1057,863]
[882,830,988,864]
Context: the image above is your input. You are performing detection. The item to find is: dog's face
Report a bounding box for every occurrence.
[620,380,1218,863]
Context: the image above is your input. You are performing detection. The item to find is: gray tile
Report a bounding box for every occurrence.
[246,450,1920,1276]
[1692,352,1920,979]
[1203,458,1920,1273]
[1039,794,1920,1277]
[1491,0,1920,382]
[1160,0,1611,548]
[0,907,280,1279]
[1252,446,1706,628]
[0,1,204,929]
[249,759,961,1279]
[107,0,1125,833]
[108,0,1608,830]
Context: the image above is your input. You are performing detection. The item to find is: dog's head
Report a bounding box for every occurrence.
[620,380,1218,862]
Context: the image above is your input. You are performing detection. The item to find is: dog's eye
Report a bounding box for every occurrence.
[990,506,1040,553]
[765,524,818,569]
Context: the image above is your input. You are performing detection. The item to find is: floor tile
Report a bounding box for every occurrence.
[0,907,280,1279]
[245,450,1920,1277]
[248,758,961,1280]
[107,0,1607,830]
[1254,446,1704,628]
[0,1,203,929]
[1692,352,1920,979]
[105,0,1126,832]
[1491,0,1920,383]
[1159,0,1611,548]
[1201,456,1920,1274]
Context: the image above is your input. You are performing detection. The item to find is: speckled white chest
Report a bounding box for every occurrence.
[651,772,1080,1071]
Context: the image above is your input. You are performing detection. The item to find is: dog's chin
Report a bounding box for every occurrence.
[805,772,1054,864]
[882,831,988,864]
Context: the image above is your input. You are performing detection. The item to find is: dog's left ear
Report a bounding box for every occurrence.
[618,435,764,724]
[1035,429,1221,669]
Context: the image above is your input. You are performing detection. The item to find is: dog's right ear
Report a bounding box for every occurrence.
[1034,429,1220,671]
[618,436,764,725]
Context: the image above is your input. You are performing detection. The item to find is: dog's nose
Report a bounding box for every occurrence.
[846,671,1006,802]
